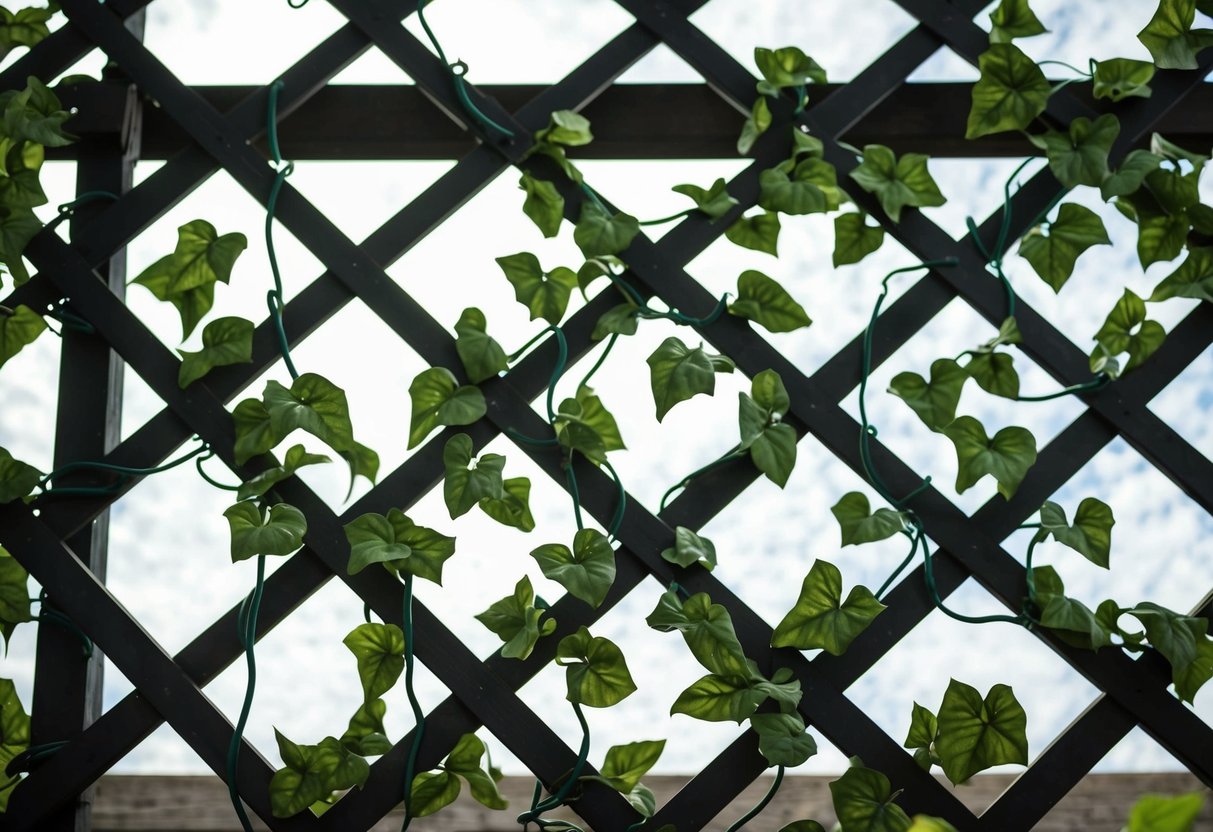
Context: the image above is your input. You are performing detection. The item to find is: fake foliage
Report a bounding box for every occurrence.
[0,1,1211,830]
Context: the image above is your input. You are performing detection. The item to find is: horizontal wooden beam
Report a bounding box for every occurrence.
[52,82,1213,161]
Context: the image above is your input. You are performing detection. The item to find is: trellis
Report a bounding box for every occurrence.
[1,0,1212,830]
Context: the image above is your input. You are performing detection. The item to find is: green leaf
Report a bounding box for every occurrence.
[130,219,248,339]
[531,528,616,608]
[1102,150,1164,201]
[1127,602,1210,698]
[989,0,1048,43]
[591,302,640,341]
[1150,246,1213,302]
[554,385,626,464]
[646,336,734,422]
[829,766,912,832]
[475,575,555,660]
[834,212,885,266]
[1018,203,1111,292]
[725,211,780,256]
[1038,497,1114,568]
[963,351,1019,399]
[754,46,827,87]
[645,590,749,677]
[599,739,666,793]
[1030,566,1114,651]
[1151,132,1209,168]
[0,205,40,287]
[1027,113,1119,189]
[574,201,641,258]
[751,712,818,766]
[729,270,811,333]
[759,158,841,215]
[238,443,330,502]
[407,366,487,449]
[1145,167,1202,215]
[442,433,505,519]
[908,817,960,832]
[0,447,40,504]
[889,358,967,431]
[223,501,307,562]
[496,252,578,324]
[454,307,508,384]
[270,731,370,818]
[343,622,405,701]
[750,422,798,488]
[966,43,1050,139]
[1127,791,1206,832]
[1174,637,1213,705]
[340,698,391,756]
[737,96,772,156]
[232,398,276,465]
[519,172,564,238]
[0,546,30,648]
[849,145,947,222]
[0,139,46,209]
[942,416,1037,499]
[178,316,253,388]
[1135,211,1190,269]
[671,673,765,723]
[535,110,593,147]
[443,733,508,810]
[660,526,718,571]
[672,178,738,219]
[263,373,355,454]
[0,8,53,59]
[478,476,536,532]
[409,769,461,817]
[772,559,885,655]
[934,679,1028,784]
[556,626,636,707]
[1093,58,1155,101]
[0,303,45,371]
[1,77,74,147]
[904,701,939,767]
[831,492,907,546]
[343,508,456,583]
[1138,0,1213,70]
[1092,289,1166,375]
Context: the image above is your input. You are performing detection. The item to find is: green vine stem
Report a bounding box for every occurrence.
[401,573,426,831]
[516,701,590,827]
[659,444,746,513]
[265,78,299,381]
[37,438,211,498]
[723,765,785,832]
[226,553,267,832]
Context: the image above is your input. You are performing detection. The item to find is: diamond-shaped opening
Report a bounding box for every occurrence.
[286,160,458,247]
[689,0,918,83]
[143,0,365,85]
[615,42,715,84]
[905,43,980,83]
[119,360,165,442]
[1149,344,1213,463]
[843,295,1087,517]
[845,587,1102,813]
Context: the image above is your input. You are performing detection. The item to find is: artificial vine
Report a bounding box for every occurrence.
[1,0,1212,830]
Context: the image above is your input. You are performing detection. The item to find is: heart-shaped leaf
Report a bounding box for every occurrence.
[178,315,253,388]
[478,476,536,532]
[442,433,505,519]
[531,528,616,608]
[647,336,734,422]
[407,366,487,449]
[0,303,44,371]
[1027,113,1120,189]
[829,765,912,832]
[454,307,508,384]
[831,493,907,546]
[942,416,1037,499]
[343,508,455,583]
[725,211,780,256]
[556,626,636,708]
[672,178,737,219]
[889,358,967,431]
[269,731,369,818]
[343,622,405,701]
[966,43,1050,139]
[223,501,307,562]
[1038,497,1114,568]
[475,575,556,660]
[772,559,885,655]
[1093,58,1155,101]
[599,739,666,793]
[574,201,641,258]
[238,444,330,502]
[988,0,1048,43]
[496,252,578,324]
[751,712,818,766]
[834,212,885,266]
[729,270,811,333]
[519,172,564,238]
[1137,0,1213,70]
[1150,245,1213,302]
[934,679,1028,784]
[646,590,749,677]
[660,526,718,571]
[671,673,765,723]
[849,145,946,222]
[1018,203,1111,292]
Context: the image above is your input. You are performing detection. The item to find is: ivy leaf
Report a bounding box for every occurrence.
[554,385,625,464]
[903,701,939,767]
[0,139,46,209]
[754,46,827,88]
[263,373,353,453]
[0,677,28,810]
[963,351,1019,399]
[407,367,487,449]
[0,303,45,371]
[1038,498,1115,568]
[660,526,718,571]
[988,0,1048,43]
[1137,0,1213,70]
[232,399,276,465]
[831,492,906,546]
[737,96,772,156]
[519,172,564,238]
[443,733,508,810]
[409,770,461,817]
[130,219,248,339]
[750,422,798,488]
[725,211,780,256]
[223,501,307,562]
[751,712,818,767]
[1027,113,1119,189]
[1093,58,1155,101]
[889,358,968,432]
[834,212,885,266]
[592,303,640,341]
[0,205,40,287]
[574,201,641,258]
[177,315,253,388]
[672,178,738,219]
[442,433,505,519]
[671,673,765,723]
[475,575,556,660]
[1092,289,1165,376]
[1150,246,1213,302]
[576,255,626,298]
[1031,566,1114,651]
[1145,167,1201,216]
[965,43,1050,139]
[829,765,912,832]
[849,145,947,222]
[1174,638,1213,705]
[1126,792,1206,832]
[1151,132,1209,168]
[531,528,616,608]
[453,307,508,384]
[340,698,391,756]
[1127,602,1210,699]
[1134,212,1190,269]
[772,559,885,655]
[556,626,636,708]
[1101,150,1164,201]
[942,416,1037,499]
[599,739,666,793]
[0,8,53,59]
[343,622,406,701]
[269,731,369,818]
[238,443,330,502]
[478,476,536,532]
[646,336,734,422]
[496,252,578,324]
[759,158,841,215]
[1018,203,1111,292]
[934,679,1028,785]
[0,546,31,649]
[535,109,593,147]
[343,508,455,583]
[645,590,749,677]
[729,270,811,333]
[0,447,40,504]
[2,77,74,147]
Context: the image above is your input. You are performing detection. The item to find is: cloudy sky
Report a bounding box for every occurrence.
[0,0,1211,804]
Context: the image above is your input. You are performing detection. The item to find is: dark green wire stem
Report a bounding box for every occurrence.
[517,701,590,825]
[1016,373,1110,401]
[35,592,93,658]
[226,553,267,832]
[1036,59,1093,78]
[723,765,785,831]
[577,332,618,391]
[45,189,120,232]
[580,183,609,214]
[659,444,745,512]
[638,208,694,226]
[266,78,299,381]
[195,452,242,491]
[602,457,627,539]
[4,740,70,777]
[38,438,210,497]
[401,573,426,832]
[920,523,1026,626]
[875,529,920,600]
[564,462,585,532]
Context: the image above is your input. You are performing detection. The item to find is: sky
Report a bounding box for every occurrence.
[0,0,1211,808]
